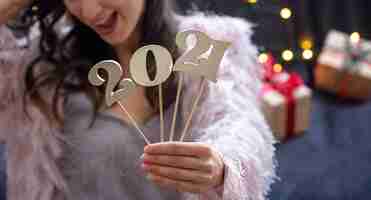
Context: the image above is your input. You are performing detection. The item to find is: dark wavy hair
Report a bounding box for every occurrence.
[24,0,180,125]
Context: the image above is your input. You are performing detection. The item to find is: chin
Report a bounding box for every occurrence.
[101,36,127,46]
[100,29,130,47]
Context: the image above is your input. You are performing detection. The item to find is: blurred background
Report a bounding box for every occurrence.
[175,0,371,199]
[3,0,371,199]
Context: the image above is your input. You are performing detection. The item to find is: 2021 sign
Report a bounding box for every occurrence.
[88,30,231,143]
[88,30,230,106]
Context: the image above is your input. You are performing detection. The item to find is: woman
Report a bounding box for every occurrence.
[0,0,276,200]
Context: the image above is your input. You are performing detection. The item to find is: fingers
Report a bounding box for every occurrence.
[142,142,226,193]
[144,142,212,158]
[146,173,210,193]
[143,154,212,172]
[142,163,213,184]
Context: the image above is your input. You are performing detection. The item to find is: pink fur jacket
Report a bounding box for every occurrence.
[0,14,277,200]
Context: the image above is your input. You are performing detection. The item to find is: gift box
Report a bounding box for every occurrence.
[261,72,312,141]
[315,30,371,99]
[263,53,277,81]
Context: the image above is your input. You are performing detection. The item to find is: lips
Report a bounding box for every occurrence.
[93,12,118,36]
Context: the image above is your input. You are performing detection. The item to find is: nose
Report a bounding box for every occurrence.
[80,0,104,25]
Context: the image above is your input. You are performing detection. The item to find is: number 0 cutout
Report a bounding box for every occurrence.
[129,45,173,86]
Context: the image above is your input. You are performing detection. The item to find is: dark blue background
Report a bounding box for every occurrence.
[1,0,371,199]
[176,1,371,199]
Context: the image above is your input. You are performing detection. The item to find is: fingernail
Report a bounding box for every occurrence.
[143,160,151,165]
[141,163,150,171]
[142,154,151,164]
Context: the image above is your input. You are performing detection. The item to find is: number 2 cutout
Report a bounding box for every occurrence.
[88,60,136,106]
[173,30,231,82]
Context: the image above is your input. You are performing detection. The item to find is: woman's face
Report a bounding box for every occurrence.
[64,0,145,46]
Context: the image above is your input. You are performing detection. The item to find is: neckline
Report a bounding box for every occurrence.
[100,103,174,130]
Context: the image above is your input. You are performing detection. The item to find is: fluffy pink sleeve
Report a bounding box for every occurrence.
[178,14,277,200]
[0,25,26,143]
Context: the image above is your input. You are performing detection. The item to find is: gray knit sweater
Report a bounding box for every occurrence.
[61,93,183,200]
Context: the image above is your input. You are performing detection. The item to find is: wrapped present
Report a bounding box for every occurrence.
[263,53,281,82]
[261,72,312,141]
[315,30,371,99]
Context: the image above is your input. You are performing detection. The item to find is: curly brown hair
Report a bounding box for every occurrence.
[24,0,180,125]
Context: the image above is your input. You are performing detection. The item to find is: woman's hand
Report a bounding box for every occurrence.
[142,142,225,193]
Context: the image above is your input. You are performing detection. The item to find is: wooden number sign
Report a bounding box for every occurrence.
[174,30,231,82]
[88,30,231,144]
[88,60,136,107]
[129,45,173,86]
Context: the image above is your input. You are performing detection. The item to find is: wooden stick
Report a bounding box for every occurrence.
[118,101,151,145]
[159,84,165,142]
[169,73,183,141]
[180,78,206,142]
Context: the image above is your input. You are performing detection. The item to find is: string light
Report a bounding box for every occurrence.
[245,2,320,64]
[258,53,269,63]
[280,8,292,19]
[273,64,283,73]
[300,39,313,50]
[246,0,258,4]
[282,50,294,61]
[302,49,314,60]
[350,32,361,44]
[32,6,39,12]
